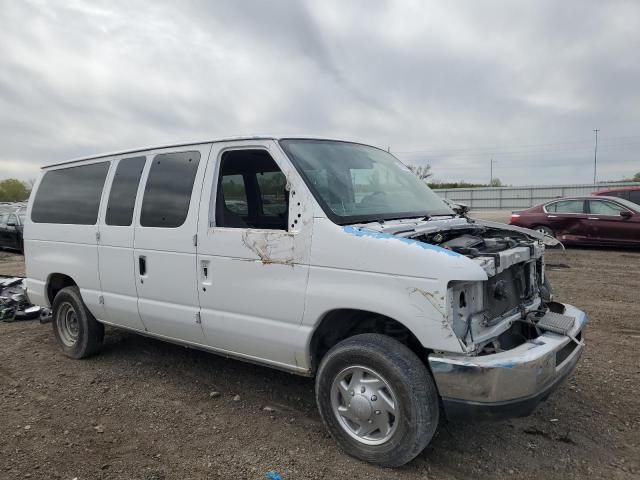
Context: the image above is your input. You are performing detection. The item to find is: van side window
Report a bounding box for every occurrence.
[140,151,200,228]
[106,156,146,226]
[216,150,288,230]
[31,162,110,224]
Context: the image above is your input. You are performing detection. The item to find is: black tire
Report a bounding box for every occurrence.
[315,333,439,467]
[534,225,554,237]
[52,286,104,359]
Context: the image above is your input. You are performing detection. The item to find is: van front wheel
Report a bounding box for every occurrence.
[315,333,439,467]
[52,286,104,359]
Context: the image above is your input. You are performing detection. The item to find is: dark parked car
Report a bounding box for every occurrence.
[510,196,640,246]
[593,186,640,205]
[0,209,25,252]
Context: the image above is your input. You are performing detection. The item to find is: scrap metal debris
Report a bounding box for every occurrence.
[0,276,50,323]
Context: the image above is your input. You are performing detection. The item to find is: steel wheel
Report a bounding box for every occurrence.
[330,365,399,445]
[56,301,79,347]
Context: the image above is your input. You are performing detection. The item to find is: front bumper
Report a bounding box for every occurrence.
[428,303,587,420]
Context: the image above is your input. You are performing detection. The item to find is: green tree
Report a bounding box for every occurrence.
[489,178,502,187]
[0,179,30,201]
[633,172,640,182]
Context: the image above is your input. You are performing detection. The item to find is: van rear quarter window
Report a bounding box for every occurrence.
[31,162,110,224]
[106,156,146,226]
[140,151,200,228]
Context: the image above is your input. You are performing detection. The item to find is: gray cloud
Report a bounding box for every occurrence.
[0,0,638,185]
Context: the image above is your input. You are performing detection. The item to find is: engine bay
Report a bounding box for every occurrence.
[412,226,537,256]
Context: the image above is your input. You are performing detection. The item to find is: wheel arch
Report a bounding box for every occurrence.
[308,308,427,374]
[46,273,78,306]
[532,223,552,230]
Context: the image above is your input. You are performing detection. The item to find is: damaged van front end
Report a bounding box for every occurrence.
[353,216,587,420]
[430,301,586,419]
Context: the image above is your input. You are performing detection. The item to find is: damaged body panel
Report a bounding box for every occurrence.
[353,216,551,349]
[430,303,586,419]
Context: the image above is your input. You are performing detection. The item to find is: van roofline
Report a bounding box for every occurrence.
[41,134,376,169]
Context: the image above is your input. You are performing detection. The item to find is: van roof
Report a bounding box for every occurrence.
[42,135,370,169]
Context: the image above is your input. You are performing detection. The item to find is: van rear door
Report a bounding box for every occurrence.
[133,144,211,344]
[26,161,110,312]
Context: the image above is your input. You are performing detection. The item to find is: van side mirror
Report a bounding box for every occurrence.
[620,210,632,219]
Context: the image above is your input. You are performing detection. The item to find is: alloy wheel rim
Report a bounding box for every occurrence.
[330,365,399,445]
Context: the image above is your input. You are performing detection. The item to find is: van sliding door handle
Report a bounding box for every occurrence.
[139,256,147,276]
[200,260,211,288]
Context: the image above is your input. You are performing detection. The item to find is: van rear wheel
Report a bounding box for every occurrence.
[315,333,439,467]
[52,286,104,359]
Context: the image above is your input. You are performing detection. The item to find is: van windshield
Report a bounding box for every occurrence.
[280,139,453,225]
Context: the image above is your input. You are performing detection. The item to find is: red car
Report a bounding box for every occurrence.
[510,196,640,246]
[593,186,640,205]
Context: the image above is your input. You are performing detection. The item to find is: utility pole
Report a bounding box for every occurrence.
[593,129,599,185]
[490,157,494,186]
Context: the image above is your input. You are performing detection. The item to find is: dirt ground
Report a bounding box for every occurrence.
[0,251,25,277]
[1,236,639,479]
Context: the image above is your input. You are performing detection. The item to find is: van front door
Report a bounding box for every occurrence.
[196,141,312,370]
[133,145,211,344]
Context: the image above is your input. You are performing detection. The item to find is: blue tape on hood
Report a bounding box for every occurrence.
[343,226,461,257]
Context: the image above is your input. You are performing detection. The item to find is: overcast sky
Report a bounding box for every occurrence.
[1,0,639,185]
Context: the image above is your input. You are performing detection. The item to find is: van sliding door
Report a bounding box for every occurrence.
[133,144,212,344]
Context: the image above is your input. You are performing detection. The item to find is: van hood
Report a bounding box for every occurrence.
[353,216,559,247]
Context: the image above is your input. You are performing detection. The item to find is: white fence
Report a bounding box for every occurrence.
[434,182,640,210]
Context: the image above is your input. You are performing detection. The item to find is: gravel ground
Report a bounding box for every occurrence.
[0,233,638,479]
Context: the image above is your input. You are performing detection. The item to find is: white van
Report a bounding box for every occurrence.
[24,136,586,467]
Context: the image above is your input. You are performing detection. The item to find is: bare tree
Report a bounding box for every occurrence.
[407,164,432,181]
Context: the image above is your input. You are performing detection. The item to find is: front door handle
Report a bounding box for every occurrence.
[587,217,599,220]
[139,255,147,276]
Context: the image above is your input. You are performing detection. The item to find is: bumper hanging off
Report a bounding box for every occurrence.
[429,303,587,420]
